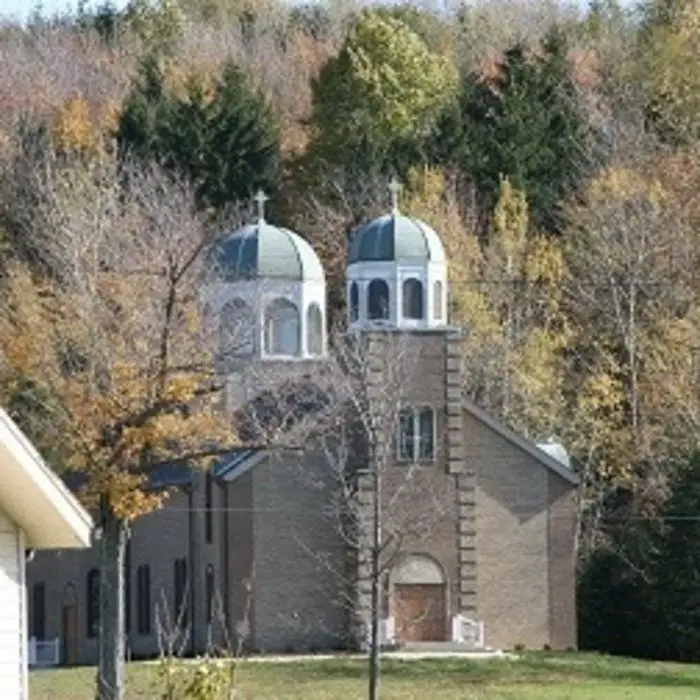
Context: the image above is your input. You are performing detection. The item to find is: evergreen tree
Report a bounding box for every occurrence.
[203,62,279,211]
[116,57,279,212]
[651,451,700,661]
[439,26,590,233]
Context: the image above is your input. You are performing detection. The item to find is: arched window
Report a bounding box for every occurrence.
[86,568,100,638]
[393,553,445,585]
[367,279,390,320]
[219,298,253,357]
[306,303,324,356]
[433,280,444,320]
[264,298,300,356]
[402,279,424,320]
[349,282,360,322]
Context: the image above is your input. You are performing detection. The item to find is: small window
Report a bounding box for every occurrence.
[306,303,324,356]
[205,565,215,625]
[402,279,424,320]
[174,558,188,630]
[349,282,360,322]
[32,583,46,640]
[368,279,390,320]
[396,407,436,463]
[205,470,214,544]
[87,568,100,638]
[433,280,444,320]
[137,565,151,636]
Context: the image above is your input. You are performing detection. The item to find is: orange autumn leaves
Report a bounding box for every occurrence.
[0,161,235,520]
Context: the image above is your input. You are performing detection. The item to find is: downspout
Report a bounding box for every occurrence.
[223,483,230,634]
[187,485,196,657]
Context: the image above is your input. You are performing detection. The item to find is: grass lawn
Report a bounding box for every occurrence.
[29,652,700,699]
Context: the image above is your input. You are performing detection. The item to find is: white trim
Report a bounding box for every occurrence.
[462,399,580,485]
[451,615,485,648]
[380,617,396,645]
[0,409,93,549]
[218,451,267,482]
[18,527,27,699]
[392,553,445,584]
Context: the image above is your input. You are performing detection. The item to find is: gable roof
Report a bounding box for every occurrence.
[463,398,580,485]
[0,408,93,549]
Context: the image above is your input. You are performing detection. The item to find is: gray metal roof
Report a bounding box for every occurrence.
[348,214,446,264]
[212,222,325,282]
[212,449,262,480]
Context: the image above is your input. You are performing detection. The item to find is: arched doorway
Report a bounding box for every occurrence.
[392,554,446,643]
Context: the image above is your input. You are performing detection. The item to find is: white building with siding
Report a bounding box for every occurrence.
[0,408,92,698]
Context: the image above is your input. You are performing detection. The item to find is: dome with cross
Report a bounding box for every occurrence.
[211,192,324,283]
[346,178,448,330]
[203,191,327,363]
[348,179,445,265]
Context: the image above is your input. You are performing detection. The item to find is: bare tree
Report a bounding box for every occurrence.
[249,329,454,700]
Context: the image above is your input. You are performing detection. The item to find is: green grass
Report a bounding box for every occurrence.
[29,652,700,699]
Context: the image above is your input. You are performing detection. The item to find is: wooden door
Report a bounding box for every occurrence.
[394,583,446,642]
[62,605,78,666]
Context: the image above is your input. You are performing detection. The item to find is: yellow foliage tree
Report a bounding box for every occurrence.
[403,169,570,439]
[563,161,700,536]
[0,155,235,700]
[643,0,700,143]
[52,95,120,157]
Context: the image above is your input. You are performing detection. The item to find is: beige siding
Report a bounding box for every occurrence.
[189,471,226,652]
[0,509,24,699]
[252,452,348,652]
[547,472,578,649]
[225,470,254,651]
[27,489,193,665]
[126,489,192,659]
[27,546,98,664]
[468,412,551,650]
[382,467,460,632]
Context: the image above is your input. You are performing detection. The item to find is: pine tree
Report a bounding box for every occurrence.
[116,57,279,212]
[202,62,279,211]
[652,451,700,661]
[441,25,590,233]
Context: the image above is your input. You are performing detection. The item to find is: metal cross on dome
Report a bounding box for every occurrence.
[254,189,269,222]
[388,176,402,214]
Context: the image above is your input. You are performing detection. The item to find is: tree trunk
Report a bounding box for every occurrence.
[95,507,128,700]
[368,464,381,700]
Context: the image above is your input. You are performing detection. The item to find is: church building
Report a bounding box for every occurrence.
[25,184,579,665]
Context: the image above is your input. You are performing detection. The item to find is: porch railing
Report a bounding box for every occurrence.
[28,637,60,667]
[451,615,485,648]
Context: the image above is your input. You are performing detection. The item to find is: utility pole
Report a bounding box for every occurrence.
[368,439,381,700]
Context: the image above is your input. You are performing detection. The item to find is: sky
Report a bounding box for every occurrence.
[0,0,604,25]
[0,0,130,23]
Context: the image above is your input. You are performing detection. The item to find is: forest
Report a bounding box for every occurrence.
[2,0,700,666]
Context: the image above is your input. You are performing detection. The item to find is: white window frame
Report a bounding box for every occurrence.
[396,406,436,464]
